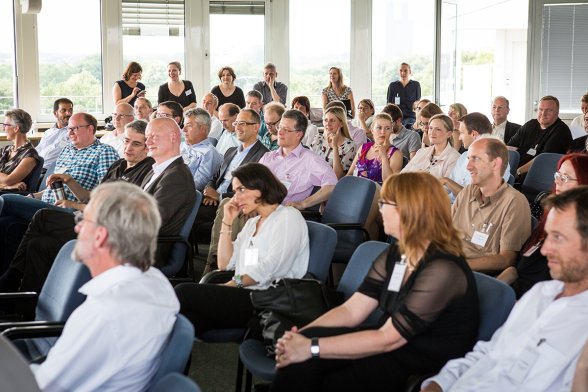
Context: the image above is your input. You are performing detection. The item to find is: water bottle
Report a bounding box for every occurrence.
[51,181,66,201]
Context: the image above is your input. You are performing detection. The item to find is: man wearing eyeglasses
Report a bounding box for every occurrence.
[35,98,73,170]
[260,102,285,151]
[100,102,135,156]
[154,101,183,126]
[0,113,119,269]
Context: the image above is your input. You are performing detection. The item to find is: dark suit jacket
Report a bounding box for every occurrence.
[142,157,196,269]
[207,140,269,196]
[504,121,521,145]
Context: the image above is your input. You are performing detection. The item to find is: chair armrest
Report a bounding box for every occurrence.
[0,292,38,302]
[1,322,66,340]
[300,210,321,221]
[0,320,64,333]
[325,223,371,241]
[199,270,235,284]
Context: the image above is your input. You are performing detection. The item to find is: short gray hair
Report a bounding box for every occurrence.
[89,182,161,271]
[185,107,211,131]
[125,119,148,135]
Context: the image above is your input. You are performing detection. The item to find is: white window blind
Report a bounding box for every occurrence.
[540,3,588,111]
[122,0,185,36]
[209,1,265,15]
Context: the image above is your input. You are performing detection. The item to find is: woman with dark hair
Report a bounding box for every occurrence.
[113,61,146,107]
[0,109,40,191]
[351,99,375,137]
[271,172,478,391]
[498,152,588,298]
[211,66,246,108]
[291,96,318,145]
[157,61,197,110]
[174,163,309,337]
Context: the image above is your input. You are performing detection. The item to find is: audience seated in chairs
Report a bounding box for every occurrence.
[497,153,588,298]
[270,172,479,391]
[381,103,421,161]
[422,186,588,391]
[29,182,179,391]
[34,98,73,170]
[452,137,531,274]
[0,109,41,192]
[324,100,366,149]
[100,102,134,156]
[175,163,309,338]
[414,102,442,147]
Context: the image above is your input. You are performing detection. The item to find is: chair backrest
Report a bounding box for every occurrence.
[37,160,56,192]
[305,221,337,282]
[25,156,44,192]
[152,373,201,392]
[150,314,195,387]
[0,336,41,392]
[36,240,92,322]
[337,241,390,300]
[160,191,202,277]
[473,272,516,341]
[507,150,520,178]
[208,137,218,147]
[521,152,562,195]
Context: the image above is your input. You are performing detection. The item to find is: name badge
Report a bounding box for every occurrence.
[185,89,192,95]
[471,230,489,247]
[55,166,68,174]
[507,344,541,384]
[387,257,408,292]
[244,247,259,266]
[523,243,541,258]
[527,148,537,157]
[394,96,400,105]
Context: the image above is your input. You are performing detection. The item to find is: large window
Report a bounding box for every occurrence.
[290,0,351,108]
[209,1,265,96]
[0,1,16,114]
[439,0,528,123]
[37,0,102,115]
[122,0,185,106]
[372,0,435,108]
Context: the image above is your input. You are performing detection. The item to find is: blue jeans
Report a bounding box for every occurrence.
[0,194,62,221]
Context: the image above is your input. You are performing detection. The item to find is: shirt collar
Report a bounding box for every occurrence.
[470,180,508,206]
[79,264,143,296]
[278,142,304,158]
[151,155,181,176]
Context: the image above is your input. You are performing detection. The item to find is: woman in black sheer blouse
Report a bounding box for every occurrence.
[271,172,479,392]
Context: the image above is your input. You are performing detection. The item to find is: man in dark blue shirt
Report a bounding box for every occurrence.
[386,63,421,129]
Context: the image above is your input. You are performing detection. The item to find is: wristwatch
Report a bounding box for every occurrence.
[232,274,244,288]
[310,337,320,358]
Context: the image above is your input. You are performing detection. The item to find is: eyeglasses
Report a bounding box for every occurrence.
[554,171,577,183]
[277,125,300,133]
[67,124,91,133]
[1,123,16,129]
[73,210,97,225]
[232,121,258,127]
[377,200,397,210]
[266,120,280,128]
[112,113,133,119]
[156,112,174,118]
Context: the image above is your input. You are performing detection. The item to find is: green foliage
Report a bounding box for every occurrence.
[462,50,494,65]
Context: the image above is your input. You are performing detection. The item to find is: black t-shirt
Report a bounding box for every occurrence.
[101,157,154,186]
[157,80,197,108]
[358,244,479,369]
[507,118,572,166]
[211,85,246,109]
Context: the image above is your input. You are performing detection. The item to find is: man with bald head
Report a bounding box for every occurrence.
[490,96,520,144]
[101,102,134,156]
[201,93,223,140]
[143,117,196,268]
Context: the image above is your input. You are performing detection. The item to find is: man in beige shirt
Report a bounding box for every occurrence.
[452,137,531,273]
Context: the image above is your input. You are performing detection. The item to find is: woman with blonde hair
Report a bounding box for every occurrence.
[448,103,468,150]
[401,113,460,178]
[311,106,356,178]
[271,172,479,391]
[322,67,355,118]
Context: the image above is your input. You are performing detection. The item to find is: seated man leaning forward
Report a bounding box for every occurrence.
[422,186,588,392]
[31,182,179,391]
[452,137,531,274]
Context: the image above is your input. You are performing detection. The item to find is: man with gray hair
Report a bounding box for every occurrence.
[101,102,135,156]
[253,62,288,105]
[201,93,223,140]
[31,182,179,391]
[181,108,223,191]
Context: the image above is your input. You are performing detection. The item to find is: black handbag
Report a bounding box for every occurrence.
[250,278,343,357]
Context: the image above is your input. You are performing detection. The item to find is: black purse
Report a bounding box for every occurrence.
[250,278,343,356]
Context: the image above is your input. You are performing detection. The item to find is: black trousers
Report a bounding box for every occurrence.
[270,327,412,392]
[174,283,256,336]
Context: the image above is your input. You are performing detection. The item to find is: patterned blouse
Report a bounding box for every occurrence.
[0,141,40,187]
[322,86,353,103]
[310,133,356,173]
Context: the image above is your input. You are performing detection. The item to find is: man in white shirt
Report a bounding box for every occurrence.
[423,186,588,392]
[215,103,241,155]
[31,181,179,391]
[490,96,520,144]
[35,98,73,169]
[134,96,153,121]
[201,93,223,140]
[101,102,134,156]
